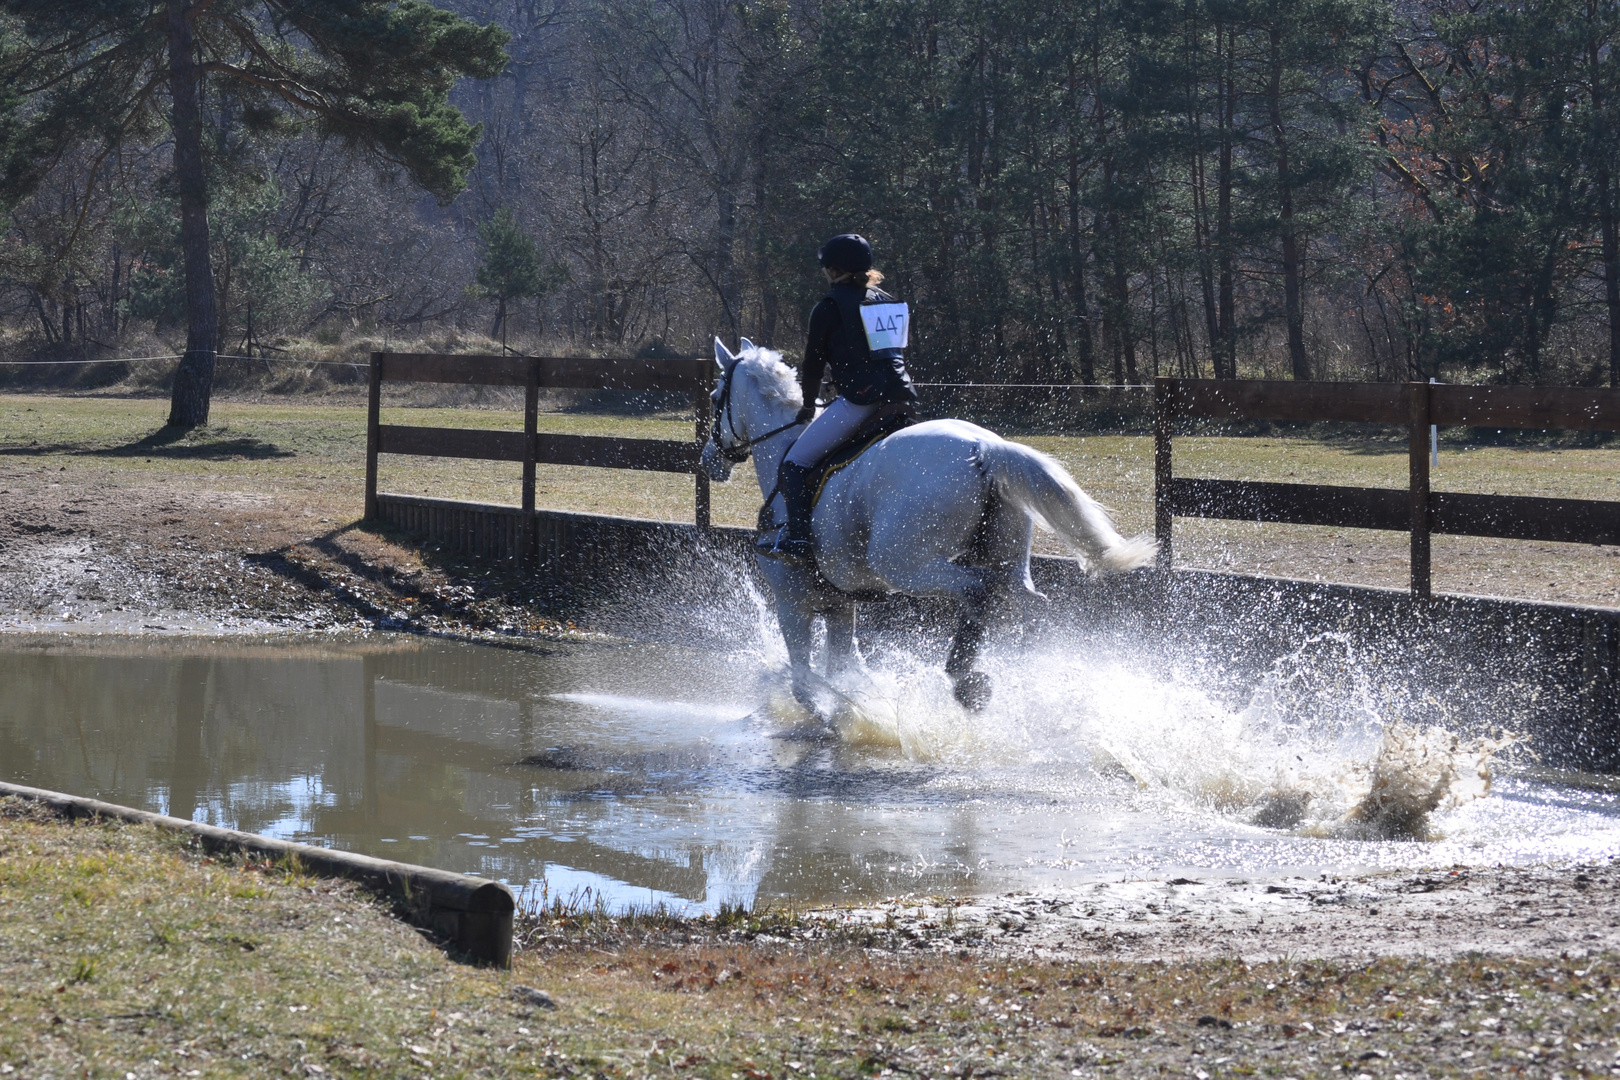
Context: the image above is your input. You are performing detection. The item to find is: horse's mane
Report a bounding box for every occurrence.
[739,346,803,409]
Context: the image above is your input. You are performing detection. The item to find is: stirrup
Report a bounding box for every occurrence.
[756,526,814,564]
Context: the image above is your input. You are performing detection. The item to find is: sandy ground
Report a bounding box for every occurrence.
[811,860,1620,964]
[3,438,1618,974]
[0,464,574,641]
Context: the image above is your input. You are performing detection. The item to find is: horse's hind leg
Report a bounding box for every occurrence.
[866,553,993,709]
[946,611,992,710]
[969,500,1044,634]
[984,502,1042,603]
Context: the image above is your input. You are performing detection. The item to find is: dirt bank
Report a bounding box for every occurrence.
[805,860,1620,964]
[6,800,1620,1080]
[0,458,575,643]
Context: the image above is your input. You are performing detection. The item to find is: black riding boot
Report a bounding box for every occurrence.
[761,460,816,564]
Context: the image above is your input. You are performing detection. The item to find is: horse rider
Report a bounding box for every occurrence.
[760,233,919,564]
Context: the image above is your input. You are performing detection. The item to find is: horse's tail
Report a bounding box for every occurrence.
[981,438,1157,573]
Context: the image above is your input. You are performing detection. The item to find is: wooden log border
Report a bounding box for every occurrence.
[1155,377,1620,598]
[0,780,515,967]
[364,352,714,543]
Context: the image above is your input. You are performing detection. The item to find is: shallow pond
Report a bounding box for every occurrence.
[3,633,1619,913]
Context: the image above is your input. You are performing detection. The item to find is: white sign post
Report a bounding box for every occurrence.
[1430,377,1439,468]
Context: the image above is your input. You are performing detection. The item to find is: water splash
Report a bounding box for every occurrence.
[752,654,982,760]
[763,631,1516,841]
[1333,723,1516,840]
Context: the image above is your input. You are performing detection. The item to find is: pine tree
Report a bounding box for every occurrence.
[474,208,551,345]
[0,0,508,426]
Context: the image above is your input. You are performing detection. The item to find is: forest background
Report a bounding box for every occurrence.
[6,0,1620,396]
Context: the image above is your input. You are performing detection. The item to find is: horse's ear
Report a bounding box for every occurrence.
[714,337,737,372]
[738,336,756,355]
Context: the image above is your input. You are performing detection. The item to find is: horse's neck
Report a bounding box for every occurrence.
[741,389,800,501]
[751,422,794,501]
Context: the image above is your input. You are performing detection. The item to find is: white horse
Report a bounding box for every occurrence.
[701,338,1154,712]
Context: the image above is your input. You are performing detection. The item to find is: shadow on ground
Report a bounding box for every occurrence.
[0,425,293,460]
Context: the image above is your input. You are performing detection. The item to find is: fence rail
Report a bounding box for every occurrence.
[1155,378,1620,598]
[364,352,713,560]
[1162,378,1620,431]
[372,352,710,392]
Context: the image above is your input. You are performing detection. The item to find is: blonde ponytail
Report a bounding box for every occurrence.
[828,267,885,288]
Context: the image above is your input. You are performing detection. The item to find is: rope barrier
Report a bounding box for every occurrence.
[0,353,367,368]
[0,354,180,365]
[0,358,1151,385]
[914,381,1151,390]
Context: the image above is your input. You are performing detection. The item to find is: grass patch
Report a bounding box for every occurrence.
[3,799,1617,1079]
[9,393,1617,528]
[3,393,1617,606]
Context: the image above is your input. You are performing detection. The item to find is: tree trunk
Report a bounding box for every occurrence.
[1068,200,1096,386]
[29,289,58,343]
[166,0,218,429]
[1269,28,1308,381]
[754,164,778,346]
[1593,22,1620,387]
[1112,259,1137,384]
[713,178,740,337]
[108,243,122,336]
[1525,246,1559,384]
[1604,188,1620,387]
[1193,139,1220,373]
[1189,17,1219,376]
[1065,65,1096,387]
[1216,25,1236,379]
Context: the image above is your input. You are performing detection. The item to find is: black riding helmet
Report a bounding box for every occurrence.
[817,233,873,273]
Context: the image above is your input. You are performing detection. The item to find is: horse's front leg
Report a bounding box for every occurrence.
[823,600,858,679]
[760,560,821,712]
[775,595,819,712]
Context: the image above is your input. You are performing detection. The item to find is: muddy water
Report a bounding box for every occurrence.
[3,634,1619,914]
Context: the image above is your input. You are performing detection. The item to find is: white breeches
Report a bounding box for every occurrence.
[785,397,879,467]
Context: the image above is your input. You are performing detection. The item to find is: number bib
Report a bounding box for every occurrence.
[860,302,910,351]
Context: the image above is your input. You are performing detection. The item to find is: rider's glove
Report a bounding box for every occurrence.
[794,406,815,424]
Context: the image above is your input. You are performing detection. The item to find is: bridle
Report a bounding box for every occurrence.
[710,361,807,464]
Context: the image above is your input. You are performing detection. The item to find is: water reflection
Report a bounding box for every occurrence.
[0,637,990,910]
[4,634,1620,913]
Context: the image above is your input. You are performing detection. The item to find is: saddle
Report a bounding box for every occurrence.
[757,403,920,533]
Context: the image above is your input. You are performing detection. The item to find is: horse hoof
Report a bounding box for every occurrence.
[951,671,992,710]
[776,722,838,745]
[792,682,818,713]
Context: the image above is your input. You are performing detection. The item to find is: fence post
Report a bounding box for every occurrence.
[1154,378,1175,569]
[522,358,539,567]
[1408,380,1432,599]
[694,370,712,529]
[365,353,382,521]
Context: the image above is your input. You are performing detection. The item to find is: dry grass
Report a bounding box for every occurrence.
[2,393,1617,606]
[4,802,1619,1080]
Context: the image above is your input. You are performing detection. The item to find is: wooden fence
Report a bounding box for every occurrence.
[363,353,713,561]
[1154,378,1620,598]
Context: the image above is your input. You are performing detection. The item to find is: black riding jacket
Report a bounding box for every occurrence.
[799,283,919,408]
